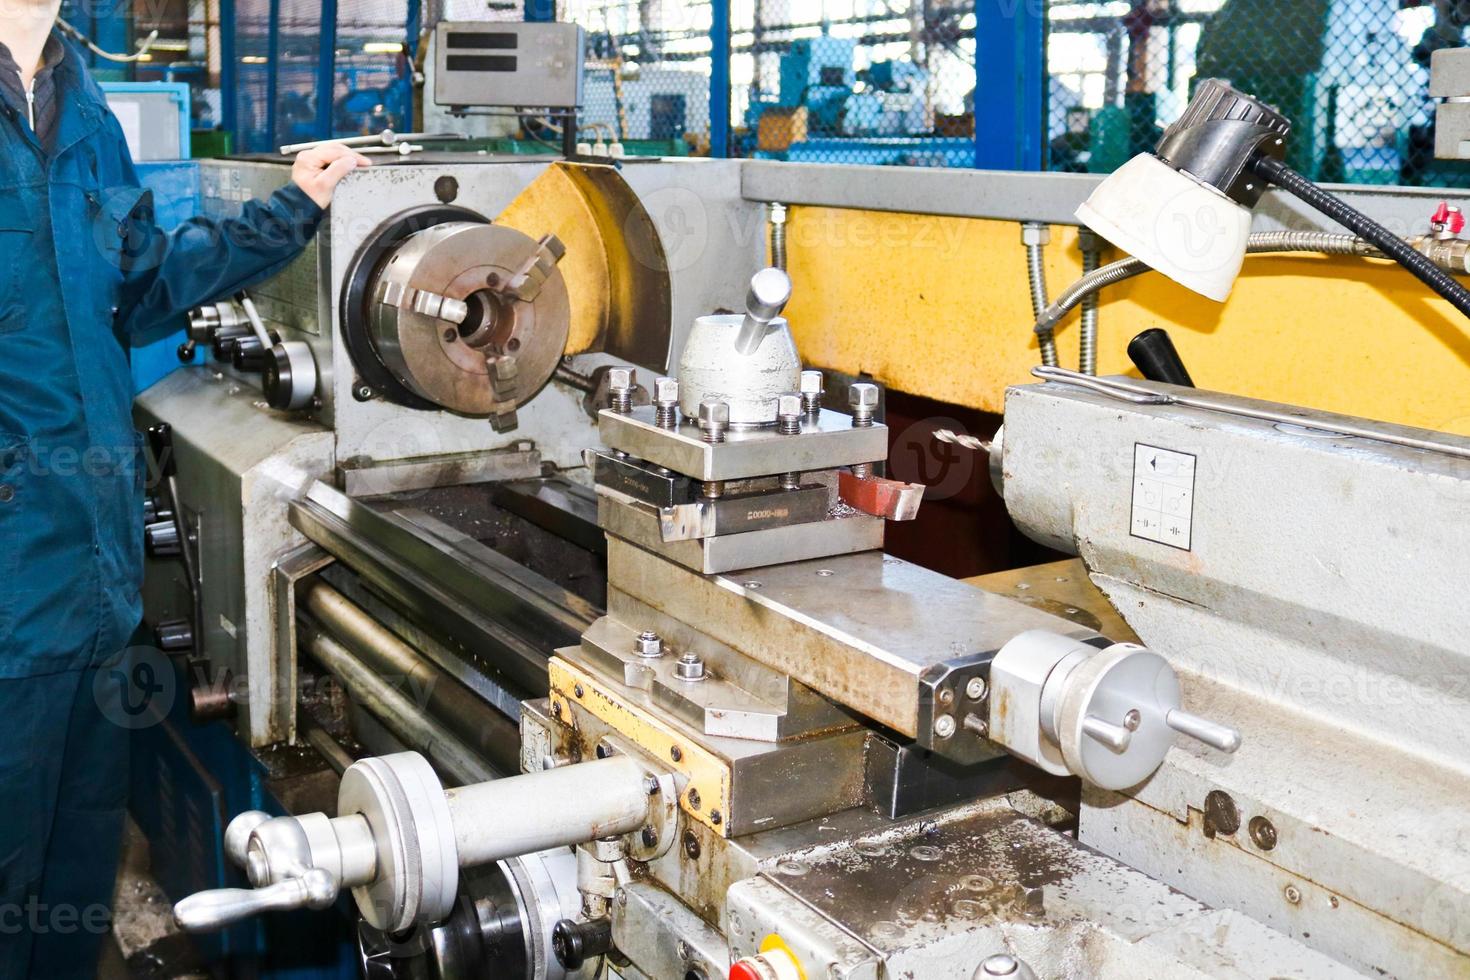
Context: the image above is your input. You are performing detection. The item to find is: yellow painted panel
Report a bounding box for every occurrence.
[548,657,732,837]
[781,207,1470,435]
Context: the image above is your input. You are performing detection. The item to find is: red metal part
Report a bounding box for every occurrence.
[838,469,925,521]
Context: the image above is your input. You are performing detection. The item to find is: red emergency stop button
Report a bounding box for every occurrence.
[729,962,763,980]
[729,947,803,980]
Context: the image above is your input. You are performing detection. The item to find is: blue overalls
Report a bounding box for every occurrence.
[0,34,324,977]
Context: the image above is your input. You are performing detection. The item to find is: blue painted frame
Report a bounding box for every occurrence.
[264,0,281,150]
[315,0,340,140]
[220,0,237,138]
[973,0,1046,170]
[710,0,731,157]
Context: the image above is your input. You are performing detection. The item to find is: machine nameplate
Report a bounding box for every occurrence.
[1130,444,1196,551]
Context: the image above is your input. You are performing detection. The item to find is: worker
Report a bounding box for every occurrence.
[0,3,369,976]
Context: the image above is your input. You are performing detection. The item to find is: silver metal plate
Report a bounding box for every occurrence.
[598,406,887,482]
[598,494,884,574]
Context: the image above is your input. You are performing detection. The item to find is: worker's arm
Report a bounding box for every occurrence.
[108,135,370,342]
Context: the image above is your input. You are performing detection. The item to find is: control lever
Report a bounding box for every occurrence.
[174,869,338,932]
[174,753,670,935]
[987,630,1241,790]
[1127,328,1195,387]
[733,267,793,355]
[236,292,319,411]
[145,423,201,655]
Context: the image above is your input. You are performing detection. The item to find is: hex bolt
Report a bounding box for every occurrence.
[962,713,989,737]
[608,367,636,414]
[849,382,878,427]
[634,630,664,658]
[674,652,706,682]
[653,376,680,428]
[800,369,823,418]
[934,714,956,739]
[777,392,803,489]
[965,677,988,701]
[776,393,803,435]
[644,775,661,795]
[697,398,729,444]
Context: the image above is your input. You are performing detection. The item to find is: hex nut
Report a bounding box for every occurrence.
[1020,222,1051,247]
[634,630,663,658]
[654,376,679,404]
[849,383,879,412]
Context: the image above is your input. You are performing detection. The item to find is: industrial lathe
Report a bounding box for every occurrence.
[134,137,1470,978]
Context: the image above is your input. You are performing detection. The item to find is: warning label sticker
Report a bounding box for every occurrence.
[1130,444,1196,551]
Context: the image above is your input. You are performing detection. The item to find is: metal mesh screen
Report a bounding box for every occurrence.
[730,0,978,166]
[561,0,712,154]
[1045,0,1454,185]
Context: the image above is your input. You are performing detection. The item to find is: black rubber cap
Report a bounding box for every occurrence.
[551,918,612,969]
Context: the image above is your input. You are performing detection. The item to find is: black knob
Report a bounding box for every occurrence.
[154,618,194,652]
[551,918,612,970]
[145,519,180,557]
[1127,328,1195,388]
[211,325,252,361]
[232,338,267,370]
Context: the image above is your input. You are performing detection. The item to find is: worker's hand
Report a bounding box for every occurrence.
[291,143,373,209]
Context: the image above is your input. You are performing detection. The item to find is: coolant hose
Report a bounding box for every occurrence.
[1252,155,1470,321]
[1034,231,1371,341]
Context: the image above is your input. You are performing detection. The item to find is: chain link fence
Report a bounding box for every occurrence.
[729,0,977,166]
[1046,0,1463,186]
[559,0,711,155]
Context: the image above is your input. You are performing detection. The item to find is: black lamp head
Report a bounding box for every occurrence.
[1153,79,1291,208]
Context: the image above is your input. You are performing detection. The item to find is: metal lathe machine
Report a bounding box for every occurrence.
[134,86,1470,980]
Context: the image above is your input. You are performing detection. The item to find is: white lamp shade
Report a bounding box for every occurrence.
[1076,154,1253,303]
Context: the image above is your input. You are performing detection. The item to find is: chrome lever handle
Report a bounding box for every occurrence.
[174,868,338,932]
[1166,709,1242,754]
[734,267,792,355]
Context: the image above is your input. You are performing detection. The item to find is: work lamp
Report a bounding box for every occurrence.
[1075,79,1470,319]
[1076,80,1288,302]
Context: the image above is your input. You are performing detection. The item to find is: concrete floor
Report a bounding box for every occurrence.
[99,820,206,980]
